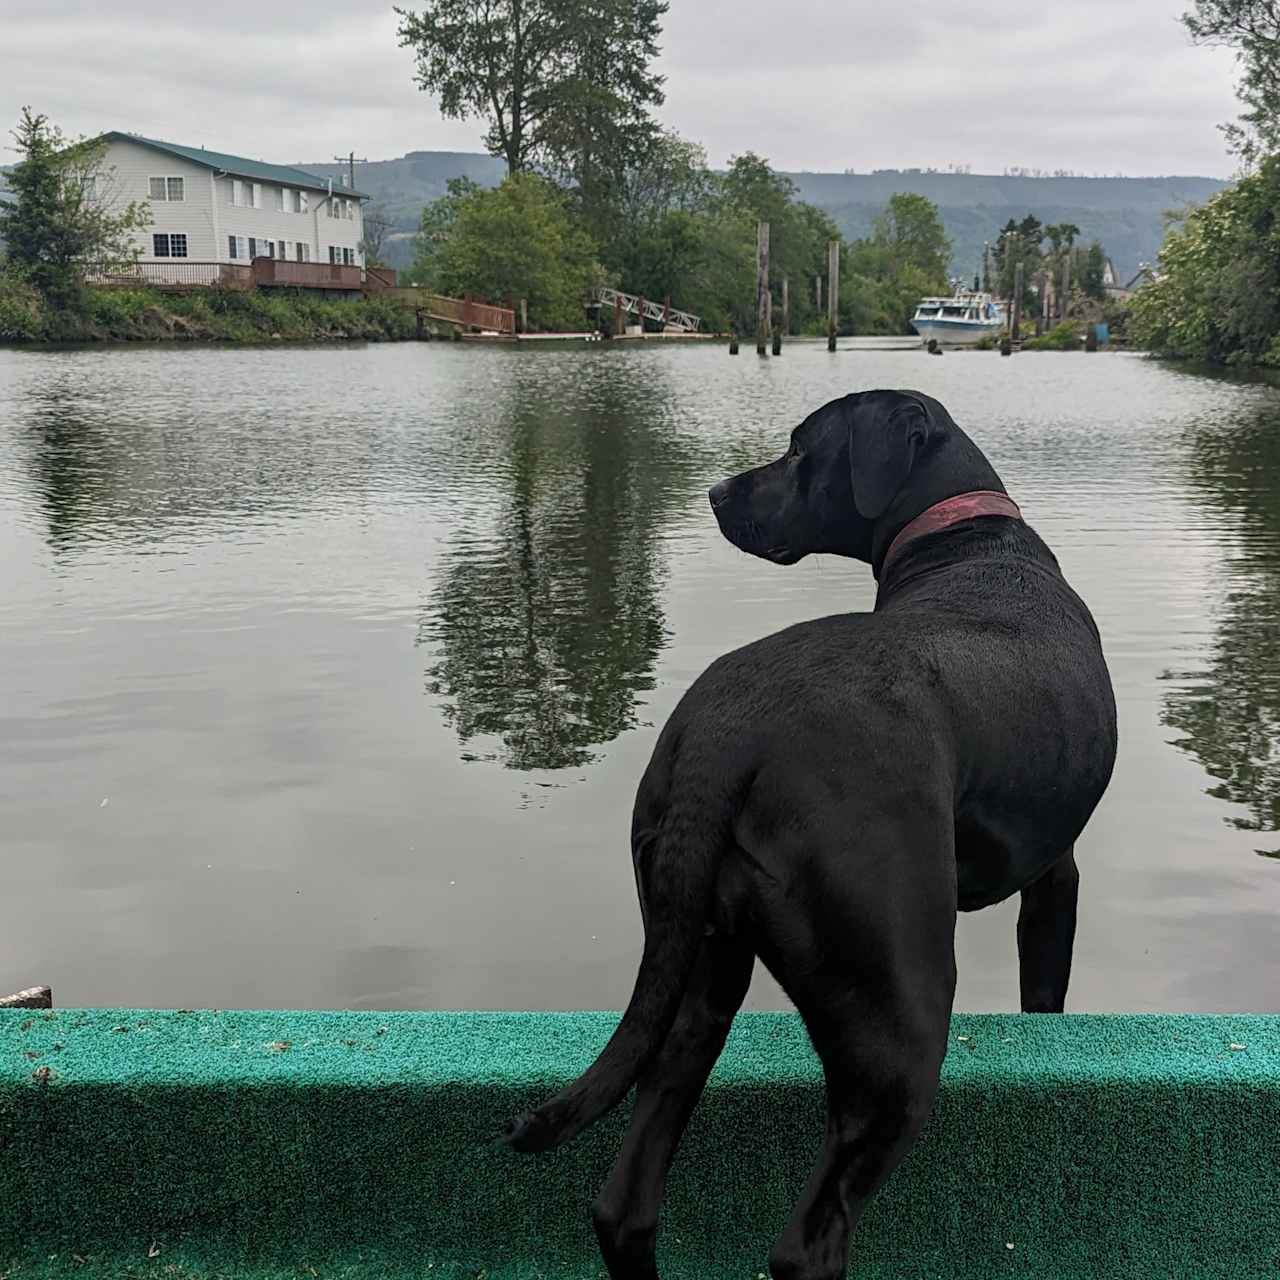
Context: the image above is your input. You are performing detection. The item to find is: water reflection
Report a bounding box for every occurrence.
[418,375,695,770]
[21,394,120,551]
[1161,401,1280,856]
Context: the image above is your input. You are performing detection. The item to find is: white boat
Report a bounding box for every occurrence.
[910,289,1006,346]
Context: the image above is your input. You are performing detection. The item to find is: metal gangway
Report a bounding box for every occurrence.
[589,286,702,333]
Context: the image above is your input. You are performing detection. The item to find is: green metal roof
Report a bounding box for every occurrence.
[101,132,369,199]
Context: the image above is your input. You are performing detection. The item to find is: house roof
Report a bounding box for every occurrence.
[101,132,369,199]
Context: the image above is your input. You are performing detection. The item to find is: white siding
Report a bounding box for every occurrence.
[99,138,366,266]
[218,178,364,266]
[102,139,217,260]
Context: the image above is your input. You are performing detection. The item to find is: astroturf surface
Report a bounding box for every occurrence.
[2,1010,1278,1278]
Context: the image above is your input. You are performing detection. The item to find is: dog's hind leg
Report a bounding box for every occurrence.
[592,930,754,1280]
[750,816,956,1280]
[1017,844,1079,1013]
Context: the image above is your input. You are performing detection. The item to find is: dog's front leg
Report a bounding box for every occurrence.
[1016,845,1080,1013]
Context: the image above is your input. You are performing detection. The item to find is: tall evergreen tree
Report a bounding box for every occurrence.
[0,108,148,305]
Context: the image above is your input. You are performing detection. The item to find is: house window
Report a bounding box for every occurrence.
[149,176,184,201]
[329,245,337,264]
[273,187,285,212]
[228,234,248,260]
[152,233,188,258]
[342,247,354,266]
[249,237,261,259]
[296,243,310,263]
[231,179,259,208]
[276,241,287,260]
[298,191,308,214]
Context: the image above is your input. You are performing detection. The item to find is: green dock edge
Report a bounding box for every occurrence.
[2,1009,1278,1278]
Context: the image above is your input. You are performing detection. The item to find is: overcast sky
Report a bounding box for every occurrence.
[2,0,1244,178]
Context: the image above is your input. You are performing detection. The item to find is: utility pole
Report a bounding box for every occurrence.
[334,151,369,191]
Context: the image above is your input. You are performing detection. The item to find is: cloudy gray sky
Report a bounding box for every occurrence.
[2,0,1243,178]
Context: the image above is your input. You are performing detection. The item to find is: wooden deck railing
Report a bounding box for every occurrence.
[251,258,362,290]
[82,262,254,289]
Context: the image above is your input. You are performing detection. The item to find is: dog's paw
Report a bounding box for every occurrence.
[501,1109,551,1153]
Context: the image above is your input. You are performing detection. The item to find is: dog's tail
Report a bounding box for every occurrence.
[503,775,731,1154]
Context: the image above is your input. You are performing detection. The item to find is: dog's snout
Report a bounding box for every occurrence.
[709,479,732,509]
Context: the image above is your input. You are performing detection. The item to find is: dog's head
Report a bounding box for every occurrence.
[710,390,964,566]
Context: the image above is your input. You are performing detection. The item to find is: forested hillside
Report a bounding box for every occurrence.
[301,153,1225,280]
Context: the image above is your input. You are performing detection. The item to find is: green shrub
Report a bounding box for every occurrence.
[3,277,420,344]
[0,273,50,340]
[1023,321,1082,351]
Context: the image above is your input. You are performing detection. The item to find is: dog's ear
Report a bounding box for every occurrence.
[848,392,932,519]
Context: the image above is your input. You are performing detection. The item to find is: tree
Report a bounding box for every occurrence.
[716,152,839,333]
[407,176,480,287]
[992,217,1044,309]
[1130,156,1280,364]
[872,192,952,283]
[359,203,393,266]
[0,108,149,305]
[1183,1,1280,162]
[395,0,667,176]
[421,172,601,330]
[837,194,952,335]
[1080,241,1108,300]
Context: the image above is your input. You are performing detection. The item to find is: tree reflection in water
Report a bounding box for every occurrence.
[1161,403,1280,857]
[419,383,696,771]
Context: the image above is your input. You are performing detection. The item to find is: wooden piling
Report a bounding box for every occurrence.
[782,277,790,336]
[614,295,625,337]
[520,298,528,333]
[827,240,840,351]
[756,221,770,356]
[1060,256,1071,322]
[729,333,739,355]
[1011,261,1024,344]
[815,273,822,314]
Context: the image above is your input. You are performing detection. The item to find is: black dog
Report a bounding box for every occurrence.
[507,390,1117,1279]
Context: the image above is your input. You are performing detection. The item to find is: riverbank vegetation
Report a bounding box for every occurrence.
[407,144,954,335]
[1129,2,1280,366]
[0,276,417,344]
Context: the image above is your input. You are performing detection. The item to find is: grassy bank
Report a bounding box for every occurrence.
[0,277,419,344]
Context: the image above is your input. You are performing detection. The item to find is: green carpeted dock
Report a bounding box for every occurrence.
[2,1009,1278,1278]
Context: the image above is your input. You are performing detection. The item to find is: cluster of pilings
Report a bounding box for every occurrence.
[733,223,840,356]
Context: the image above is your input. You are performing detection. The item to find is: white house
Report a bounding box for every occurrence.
[96,132,368,273]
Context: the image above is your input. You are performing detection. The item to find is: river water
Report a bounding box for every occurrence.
[1,339,1277,1012]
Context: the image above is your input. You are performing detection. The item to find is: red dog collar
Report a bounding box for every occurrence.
[880,490,1023,577]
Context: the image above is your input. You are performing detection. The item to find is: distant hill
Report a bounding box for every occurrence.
[302,151,505,268]
[785,170,1228,285]
[306,151,1227,281]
